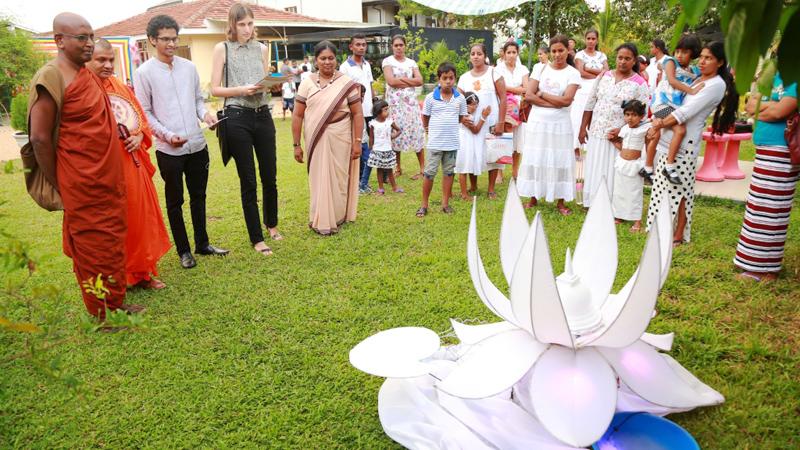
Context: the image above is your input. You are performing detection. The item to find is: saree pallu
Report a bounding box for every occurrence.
[297,75,360,235]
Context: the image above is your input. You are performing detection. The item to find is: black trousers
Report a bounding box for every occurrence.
[156,148,210,255]
[225,106,278,244]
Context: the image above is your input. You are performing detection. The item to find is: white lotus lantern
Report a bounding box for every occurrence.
[349,181,724,449]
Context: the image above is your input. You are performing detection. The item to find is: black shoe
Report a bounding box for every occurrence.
[196,244,230,256]
[638,167,653,185]
[180,252,197,269]
[661,166,683,185]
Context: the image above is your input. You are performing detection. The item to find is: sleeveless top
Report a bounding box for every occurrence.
[225,40,269,108]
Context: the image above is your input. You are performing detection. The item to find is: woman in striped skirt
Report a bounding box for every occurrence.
[734,72,798,281]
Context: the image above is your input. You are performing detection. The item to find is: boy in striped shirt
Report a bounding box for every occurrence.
[417,62,469,217]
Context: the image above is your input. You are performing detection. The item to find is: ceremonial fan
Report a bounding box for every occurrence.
[108,93,143,167]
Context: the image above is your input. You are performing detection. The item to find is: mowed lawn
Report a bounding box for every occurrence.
[0,118,798,449]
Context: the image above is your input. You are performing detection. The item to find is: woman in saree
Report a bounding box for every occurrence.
[292,40,364,235]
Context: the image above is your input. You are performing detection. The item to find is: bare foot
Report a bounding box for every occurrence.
[524,198,538,209]
[615,218,623,225]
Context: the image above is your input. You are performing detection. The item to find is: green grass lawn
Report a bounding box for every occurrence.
[1,119,798,449]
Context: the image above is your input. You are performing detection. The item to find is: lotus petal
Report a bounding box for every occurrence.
[350,327,440,378]
[573,179,618,309]
[597,340,725,409]
[450,319,518,345]
[528,347,618,447]
[500,179,529,285]
[437,329,547,399]
[585,219,661,348]
[641,332,675,351]
[510,213,574,347]
[468,201,519,325]
[656,196,674,288]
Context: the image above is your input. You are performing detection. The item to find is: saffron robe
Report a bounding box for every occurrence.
[54,67,127,317]
[102,76,171,285]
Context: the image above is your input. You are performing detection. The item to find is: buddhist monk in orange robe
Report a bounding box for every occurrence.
[88,39,171,289]
[28,13,141,318]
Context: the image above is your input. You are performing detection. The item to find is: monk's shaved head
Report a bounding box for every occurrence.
[94,38,113,52]
[53,12,91,34]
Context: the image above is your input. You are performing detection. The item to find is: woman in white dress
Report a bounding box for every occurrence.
[456,42,507,199]
[518,34,581,215]
[382,35,425,179]
[571,29,609,152]
[577,43,650,207]
[495,40,529,180]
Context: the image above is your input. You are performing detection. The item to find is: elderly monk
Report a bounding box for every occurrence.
[27,13,142,317]
[88,38,171,289]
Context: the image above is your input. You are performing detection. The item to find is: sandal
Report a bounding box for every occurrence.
[393,187,405,193]
[557,205,573,216]
[442,205,455,214]
[376,188,385,195]
[255,245,273,256]
[488,192,498,200]
[415,207,428,218]
[270,231,284,241]
[460,194,473,202]
[629,223,642,233]
[672,239,683,248]
[736,271,778,283]
[410,172,423,180]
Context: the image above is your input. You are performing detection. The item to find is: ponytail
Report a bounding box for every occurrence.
[705,41,739,135]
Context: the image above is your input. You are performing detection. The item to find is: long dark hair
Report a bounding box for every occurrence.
[652,38,668,55]
[615,42,640,74]
[705,41,739,135]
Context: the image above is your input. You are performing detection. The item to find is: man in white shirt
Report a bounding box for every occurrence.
[340,34,373,122]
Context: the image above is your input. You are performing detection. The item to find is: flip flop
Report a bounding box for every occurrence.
[736,271,778,283]
[557,206,573,216]
[255,246,273,256]
[393,188,405,193]
[270,232,284,241]
[487,192,498,200]
[442,205,455,214]
[415,207,428,218]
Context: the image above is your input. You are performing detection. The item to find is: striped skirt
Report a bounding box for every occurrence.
[734,145,800,273]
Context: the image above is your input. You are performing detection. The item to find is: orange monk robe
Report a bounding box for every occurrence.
[102,76,171,285]
[56,68,127,317]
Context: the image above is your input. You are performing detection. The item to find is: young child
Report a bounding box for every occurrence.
[417,62,469,217]
[611,100,651,233]
[368,100,403,195]
[641,35,702,185]
[281,81,295,120]
[456,92,492,200]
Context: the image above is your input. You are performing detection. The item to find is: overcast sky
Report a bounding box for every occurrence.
[1,0,164,32]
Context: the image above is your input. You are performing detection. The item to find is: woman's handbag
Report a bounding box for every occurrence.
[216,42,232,166]
[784,111,800,165]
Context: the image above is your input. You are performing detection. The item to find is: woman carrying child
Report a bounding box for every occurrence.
[610,100,651,232]
[645,41,739,245]
[455,92,492,199]
[457,42,507,200]
[578,43,650,207]
[368,100,404,195]
[641,34,703,184]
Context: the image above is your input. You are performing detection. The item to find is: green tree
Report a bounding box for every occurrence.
[0,18,45,111]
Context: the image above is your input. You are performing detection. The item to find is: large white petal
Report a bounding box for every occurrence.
[641,332,675,351]
[350,327,440,378]
[510,213,574,347]
[468,201,519,325]
[528,347,618,447]
[597,340,725,409]
[656,195,674,288]
[573,178,618,309]
[586,218,661,348]
[449,319,518,345]
[437,329,547,399]
[438,390,582,450]
[500,179,529,286]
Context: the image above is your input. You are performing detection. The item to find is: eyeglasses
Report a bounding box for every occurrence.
[156,37,180,44]
[58,33,95,43]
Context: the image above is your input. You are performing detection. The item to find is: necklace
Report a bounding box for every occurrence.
[317,73,336,89]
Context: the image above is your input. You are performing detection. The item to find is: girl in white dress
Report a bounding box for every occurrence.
[368,100,403,194]
[457,42,507,200]
[456,92,492,200]
[572,29,609,152]
[610,100,651,232]
[495,41,530,180]
[519,35,581,215]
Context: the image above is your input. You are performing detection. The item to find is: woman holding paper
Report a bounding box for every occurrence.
[210,2,281,256]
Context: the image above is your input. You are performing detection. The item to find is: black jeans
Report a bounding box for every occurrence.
[225,106,278,244]
[156,148,210,255]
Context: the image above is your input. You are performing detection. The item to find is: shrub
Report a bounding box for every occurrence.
[10,93,27,134]
[417,41,467,84]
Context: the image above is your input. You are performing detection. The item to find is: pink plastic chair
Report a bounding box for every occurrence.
[718,133,751,179]
[696,132,729,182]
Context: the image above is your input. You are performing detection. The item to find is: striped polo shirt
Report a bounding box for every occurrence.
[423,86,467,151]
